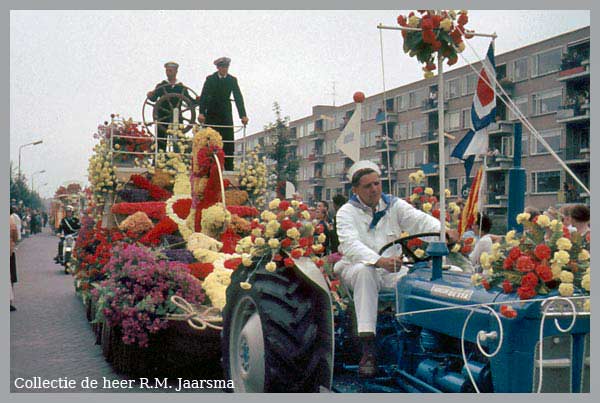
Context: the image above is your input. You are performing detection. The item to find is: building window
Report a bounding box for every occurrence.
[408,89,425,109]
[360,130,378,148]
[410,118,426,139]
[512,57,529,81]
[461,108,471,129]
[465,74,477,94]
[448,178,459,196]
[407,149,426,168]
[531,171,561,193]
[398,122,409,140]
[393,151,406,170]
[532,128,561,155]
[325,189,331,201]
[501,136,513,157]
[508,95,528,120]
[532,88,562,115]
[397,94,409,111]
[445,78,462,99]
[397,183,407,198]
[445,110,461,130]
[532,47,562,77]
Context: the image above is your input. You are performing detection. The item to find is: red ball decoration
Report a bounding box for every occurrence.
[353,91,366,103]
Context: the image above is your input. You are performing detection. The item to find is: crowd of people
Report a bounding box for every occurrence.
[9,202,49,312]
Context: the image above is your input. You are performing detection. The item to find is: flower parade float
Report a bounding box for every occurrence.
[73,116,262,376]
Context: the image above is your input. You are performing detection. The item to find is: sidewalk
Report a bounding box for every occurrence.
[10,227,222,393]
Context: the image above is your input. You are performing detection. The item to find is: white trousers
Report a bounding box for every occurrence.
[339,263,407,334]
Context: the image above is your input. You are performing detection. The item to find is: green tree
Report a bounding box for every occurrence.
[10,161,44,210]
[264,102,299,186]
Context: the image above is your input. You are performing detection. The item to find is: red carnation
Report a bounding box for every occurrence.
[481,279,491,290]
[521,272,539,289]
[281,238,292,249]
[303,248,312,257]
[503,258,514,270]
[422,30,437,45]
[502,280,513,294]
[461,244,472,255]
[281,219,296,231]
[534,244,551,261]
[299,204,308,211]
[397,15,407,26]
[432,209,440,219]
[516,256,535,273]
[432,15,442,28]
[273,254,283,262]
[224,258,242,270]
[508,246,522,261]
[463,237,474,245]
[284,258,295,268]
[421,16,433,30]
[517,286,537,300]
[299,237,313,248]
[431,40,442,51]
[315,224,325,234]
[315,259,325,268]
[278,200,290,211]
[450,29,462,43]
[413,187,423,194]
[535,264,553,282]
[291,249,303,259]
[562,227,571,239]
[500,305,517,319]
[407,238,423,249]
[448,55,459,66]
[458,13,468,27]
[429,196,438,204]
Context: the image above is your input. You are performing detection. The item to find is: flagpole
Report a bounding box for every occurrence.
[437,51,447,245]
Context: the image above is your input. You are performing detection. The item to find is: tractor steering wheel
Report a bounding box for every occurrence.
[378,232,441,263]
[142,82,198,134]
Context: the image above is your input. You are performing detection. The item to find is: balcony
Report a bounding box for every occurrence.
[339,172,350,184]
[496,78,515,98]
[306,129,325,140]
[376,137,398,152]
[556,103,590,123]
[561,146,590,164]
[307,153,324,163]
[309,176,325,186]
[558,51,590,82]
[375,110,398,125]
[485,154,512,170]
[420,131,439,145]
[487,121,513,135]
[421,98,447,114]
[485,193,508,207]
[286,136,298,146]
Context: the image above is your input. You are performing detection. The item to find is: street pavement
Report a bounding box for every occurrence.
[10,227,223,393]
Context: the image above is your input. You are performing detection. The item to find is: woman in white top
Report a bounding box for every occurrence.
[469,213,493,272]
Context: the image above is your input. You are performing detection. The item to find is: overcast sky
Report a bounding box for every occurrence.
[10,10,589,198]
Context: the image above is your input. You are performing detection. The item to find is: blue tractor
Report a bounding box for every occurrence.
[221,232,590,393]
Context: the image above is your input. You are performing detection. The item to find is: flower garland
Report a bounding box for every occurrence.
[139,217,178,245]
[397,10,472,78]
[227,205,259,218]
[202,258,233,310]
[165,194,193,240]
[188,262,215,280]
[130,174,173,201]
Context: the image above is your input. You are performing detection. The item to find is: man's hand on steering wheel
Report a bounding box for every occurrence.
[375,256,404,272]
[147,90,154,98]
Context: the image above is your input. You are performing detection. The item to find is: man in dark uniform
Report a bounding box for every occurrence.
[54,206,81,264]
[147,61,194,152]
[197,57,249,171]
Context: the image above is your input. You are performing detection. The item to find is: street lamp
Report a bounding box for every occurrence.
[18,139,43,181]
[31,169,46,192]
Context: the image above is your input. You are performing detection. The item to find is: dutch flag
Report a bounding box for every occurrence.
[451,42,496,178]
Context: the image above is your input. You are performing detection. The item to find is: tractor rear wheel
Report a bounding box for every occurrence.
[222,267,330,392]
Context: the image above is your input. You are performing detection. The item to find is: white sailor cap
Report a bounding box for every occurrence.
[214,57,231,67]
[347,160,381,184]
[164,61,179,68]
[66,205,74,211]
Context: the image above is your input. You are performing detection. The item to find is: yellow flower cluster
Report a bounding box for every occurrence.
[200,203,231,239]
[87,139,117,196]
[173,173,191,196]
[408,170,426,184]
[516,212,531,225]
[187,232,223,253]
[118,211,153,234]
[448,202,461,217]
[536,214,551,228]
[139,148,190,186]
[555,237,572,251]
[238,148,268,209]
[192,126,223,149]
[202,257,233,310]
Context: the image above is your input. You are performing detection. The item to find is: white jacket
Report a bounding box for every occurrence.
[334,195,441,272]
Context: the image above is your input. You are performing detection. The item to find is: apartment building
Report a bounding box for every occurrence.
[236,26,590,229]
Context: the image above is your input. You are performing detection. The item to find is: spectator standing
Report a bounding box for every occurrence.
[10,212,19,311]
[330,194,348,254]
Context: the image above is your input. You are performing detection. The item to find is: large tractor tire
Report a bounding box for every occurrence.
[222,266,331,392]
